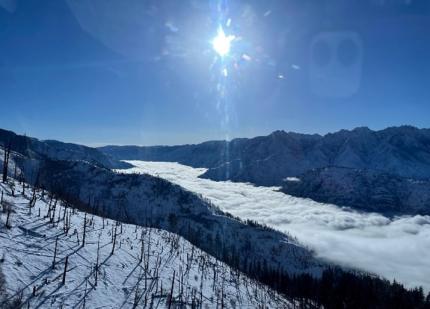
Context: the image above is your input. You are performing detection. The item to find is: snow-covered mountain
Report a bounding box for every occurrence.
[0,131,331,305]
[2,128,430,308]
[100,126,430,185]
[0,128,129,169]
[0,179,292,308]
[99,126,430,214]
[1,130,326,282]
[281,166,430,215]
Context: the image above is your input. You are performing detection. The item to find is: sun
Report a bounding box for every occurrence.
[212,27,235,57]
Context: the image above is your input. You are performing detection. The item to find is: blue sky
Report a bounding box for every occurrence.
[0,0,429,146]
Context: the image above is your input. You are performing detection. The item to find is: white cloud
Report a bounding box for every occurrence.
[121,160,430,291]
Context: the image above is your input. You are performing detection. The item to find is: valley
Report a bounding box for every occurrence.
[119,160,430,292]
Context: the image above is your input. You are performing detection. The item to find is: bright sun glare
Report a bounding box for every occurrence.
[212,27,235,57]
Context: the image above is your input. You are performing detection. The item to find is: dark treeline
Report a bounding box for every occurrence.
[250,266,430,309]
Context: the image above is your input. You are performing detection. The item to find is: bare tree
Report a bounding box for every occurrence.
[52,236,59,269]
[2,141,12,183]
[62,256,69,285]
[82,213,87,247]
[111,223,118,255]
[168,270,176,309]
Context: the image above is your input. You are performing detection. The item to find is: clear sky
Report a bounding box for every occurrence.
[0,0,429,146]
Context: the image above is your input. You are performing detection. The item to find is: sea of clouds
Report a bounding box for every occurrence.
[122,160,430,291]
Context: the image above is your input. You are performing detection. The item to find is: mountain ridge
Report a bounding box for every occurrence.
[99,125,430,215]
[0,128,130,170]
[99,125,430,183]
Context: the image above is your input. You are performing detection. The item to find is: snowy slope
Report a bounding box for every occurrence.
[0,179,292,308]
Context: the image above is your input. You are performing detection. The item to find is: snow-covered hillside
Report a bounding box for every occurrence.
[0,179,292,308]
[0,128,129,170]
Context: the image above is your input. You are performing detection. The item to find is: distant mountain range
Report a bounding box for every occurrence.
[100,126,430,215]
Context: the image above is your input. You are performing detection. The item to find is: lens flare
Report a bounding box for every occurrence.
[212,26,235,57]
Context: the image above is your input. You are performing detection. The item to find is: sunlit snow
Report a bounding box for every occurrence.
[0,179,291,308]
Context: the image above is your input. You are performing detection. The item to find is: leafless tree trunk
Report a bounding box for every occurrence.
[5,207,11,229]
[82,213,87,247]
[140,231,144,263]
[111,223,118,255]
[168,270,175,309]
[2,141,11,183]
[62,256,69,285]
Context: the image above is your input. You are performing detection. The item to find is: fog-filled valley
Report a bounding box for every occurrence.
[121,160,430,292]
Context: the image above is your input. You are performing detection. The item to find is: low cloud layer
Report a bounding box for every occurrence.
[122,161,430,291]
